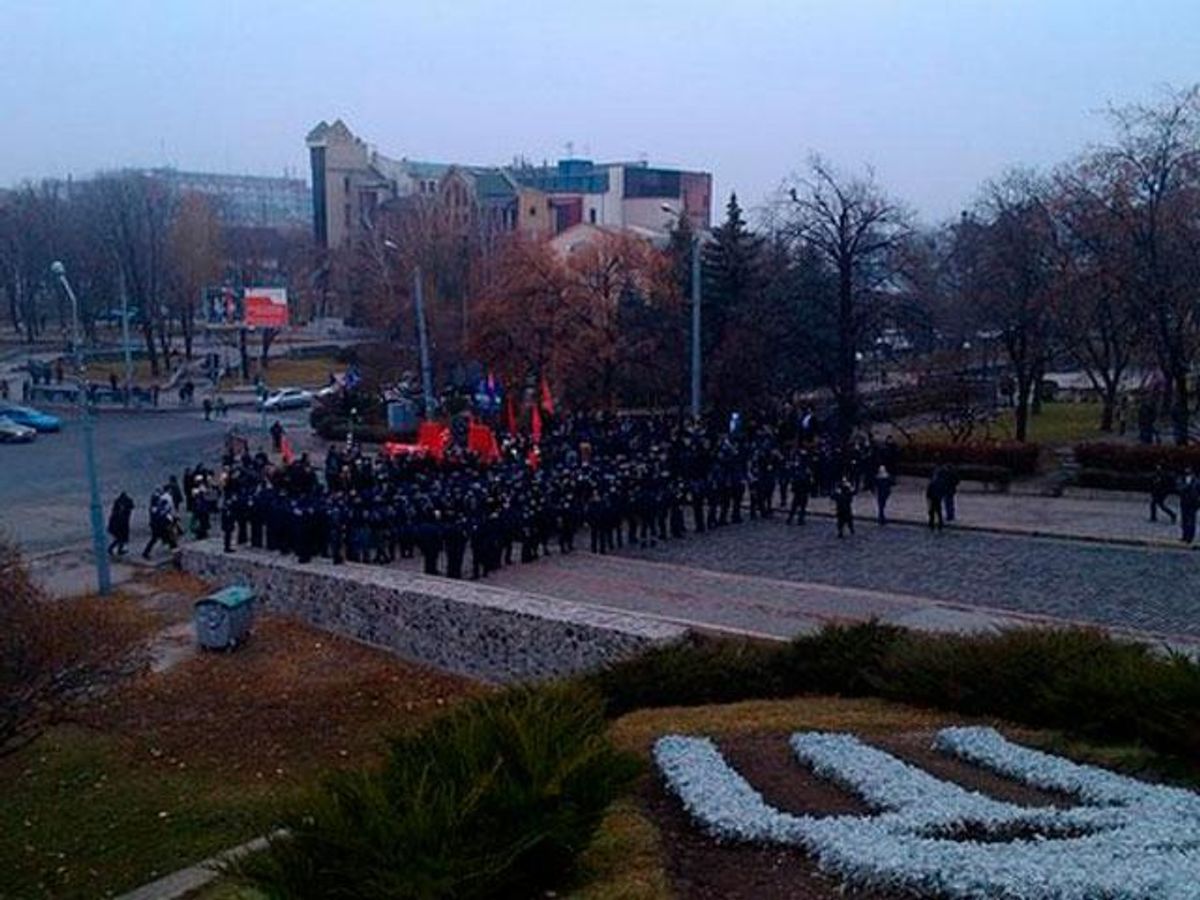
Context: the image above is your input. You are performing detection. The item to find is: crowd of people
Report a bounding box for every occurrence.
[119,412,950,577]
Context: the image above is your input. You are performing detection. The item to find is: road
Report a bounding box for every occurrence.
[0,407,309,554]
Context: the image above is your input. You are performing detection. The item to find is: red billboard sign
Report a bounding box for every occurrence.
[243,287,288,328]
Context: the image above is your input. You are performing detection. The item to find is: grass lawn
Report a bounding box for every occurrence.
[993,401,1112,445]
[249,355,342,390]
[0,617,482,900]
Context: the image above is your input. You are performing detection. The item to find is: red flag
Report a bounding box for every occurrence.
[504,394,517,435]
[526,443,540,470]
[531,403,543,444]
[280,435,294,465]
[540,375,554,415]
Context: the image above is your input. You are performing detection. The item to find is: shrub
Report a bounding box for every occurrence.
[588,633,786,718]
[1074,442,1200,474]
[1075,468,1154,492]
[895,462,1012,486]
[589,624,1200,766]
[899,440,1041,475]
[228,682,639,900]
[1,535,150,757]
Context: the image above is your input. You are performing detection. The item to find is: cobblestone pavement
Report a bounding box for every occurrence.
[608,516,1200,639]
[852,484,1186,546]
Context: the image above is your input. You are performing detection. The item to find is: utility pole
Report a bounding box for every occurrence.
[690,235,701,419]
[51,261,112,595]
[412,266,435,417]
[119,266,133,406]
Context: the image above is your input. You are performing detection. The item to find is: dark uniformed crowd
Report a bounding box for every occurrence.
[127,413,922,574]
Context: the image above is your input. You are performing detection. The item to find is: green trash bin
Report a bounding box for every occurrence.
[194,585,256,650]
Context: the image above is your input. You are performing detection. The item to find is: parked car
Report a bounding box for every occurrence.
[0,415,37,443]
[0,403,61,432]
[258,388,313,411]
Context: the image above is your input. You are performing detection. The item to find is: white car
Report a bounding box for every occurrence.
[0,414,37,443]
[258,388,313,411]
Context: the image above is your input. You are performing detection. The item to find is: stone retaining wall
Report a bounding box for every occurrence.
[181,542,686,682]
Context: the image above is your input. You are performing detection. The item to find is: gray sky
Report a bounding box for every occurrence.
[3,0,1197,223]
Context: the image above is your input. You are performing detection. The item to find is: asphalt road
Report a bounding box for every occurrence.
[0,407,309,554]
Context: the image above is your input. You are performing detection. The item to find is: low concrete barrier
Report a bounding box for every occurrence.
[181,542,686,682]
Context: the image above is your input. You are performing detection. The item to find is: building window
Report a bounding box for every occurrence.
[529,206,537,216]
[344,204,351,228]
[343,175,350,193]
[589,208,597,224]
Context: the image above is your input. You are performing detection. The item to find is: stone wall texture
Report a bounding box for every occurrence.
[181,542,686,682]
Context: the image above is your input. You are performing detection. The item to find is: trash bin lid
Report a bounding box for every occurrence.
[196,585,255,609]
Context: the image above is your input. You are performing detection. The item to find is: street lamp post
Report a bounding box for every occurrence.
[50,261,112,595]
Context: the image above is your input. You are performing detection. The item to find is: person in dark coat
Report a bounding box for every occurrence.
[1150,464,1177,524]
[926,467,945,531]
[833,478,856,538]
[107,491,134,555]
[220,495,236,553]
[416,512,443,576]
[872,465,894,525]
[1178,469,1199,544]
[941,464,960,522]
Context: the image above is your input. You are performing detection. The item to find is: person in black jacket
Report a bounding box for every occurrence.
[1178,469,1199,544]
[833,478,856,538]
[1150,464,1177,524]
[107,491,134,556]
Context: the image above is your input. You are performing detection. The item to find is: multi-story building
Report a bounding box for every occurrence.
[305,119,712,250]
[137,168,310,231]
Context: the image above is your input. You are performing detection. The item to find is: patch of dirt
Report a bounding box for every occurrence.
[869,730,1077,809]
[76,615,485,780]
[647,728,1082,899]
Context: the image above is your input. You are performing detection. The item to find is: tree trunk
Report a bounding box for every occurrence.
[239,327,250,381]
[1172,370,1190,445]
[182,302,194,360]
[1099,382,1118,432]
[142,321,159,376]
[1014,377,1031,442]
[836,261,856,444]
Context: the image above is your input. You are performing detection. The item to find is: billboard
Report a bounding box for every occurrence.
[244,287,288,328]
[204,286,288,328]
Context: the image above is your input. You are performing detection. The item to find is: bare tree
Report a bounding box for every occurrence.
[1049,162,1146,431]
[955,171,1057,443]
[1096,85,1200,443]
[167,191,222,360]
[786,157,913,441]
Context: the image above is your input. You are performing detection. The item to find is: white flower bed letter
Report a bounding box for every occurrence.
[654,727,1200,899]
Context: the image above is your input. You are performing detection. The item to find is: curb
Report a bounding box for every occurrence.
[114,831,285,900]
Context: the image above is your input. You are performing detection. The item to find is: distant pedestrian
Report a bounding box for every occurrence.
[873,465,893,525]
[926,467,945,531]
[107,491,134,556]
[215,396,227,418]
[108,372,118,393]
[1179,469,1199,545]
[941,464,960,522]
[1150,464,1177,524]
[270,420,285,453]
[833,478,855,538]
[202,397,213,421]
[142,489,178,559]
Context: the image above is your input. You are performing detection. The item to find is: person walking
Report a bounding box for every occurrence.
[833,478,856,538]
[107,491,134,556]
[270,420,285,453]
[872,465,894,525]
[1150,464,1177,524]
[1178,469,1199,544]
[926,467,945,532]
[941,464,960,522]
[142,489,178,559]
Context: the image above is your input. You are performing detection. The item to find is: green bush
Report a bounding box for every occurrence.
[588,633,787,717]
[589,624,1200,766]
[895,462,1012,486]
[229,682,639,900]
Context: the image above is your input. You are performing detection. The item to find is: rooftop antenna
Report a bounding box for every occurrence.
[565,140,574,158]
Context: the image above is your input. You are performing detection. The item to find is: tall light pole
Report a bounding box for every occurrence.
[383,239,435,418]
[51,261,112,595]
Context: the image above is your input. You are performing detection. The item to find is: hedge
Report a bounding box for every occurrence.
[586,623,1200,768]
[1075,468,1154,493]
[899,441,1041,476]
[1074,442,1200,474]
[896,462,1012,487]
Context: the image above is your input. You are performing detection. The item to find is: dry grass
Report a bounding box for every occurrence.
[610,695,966,754]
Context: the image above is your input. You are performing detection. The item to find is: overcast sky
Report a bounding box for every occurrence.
[2,0,1197,224]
